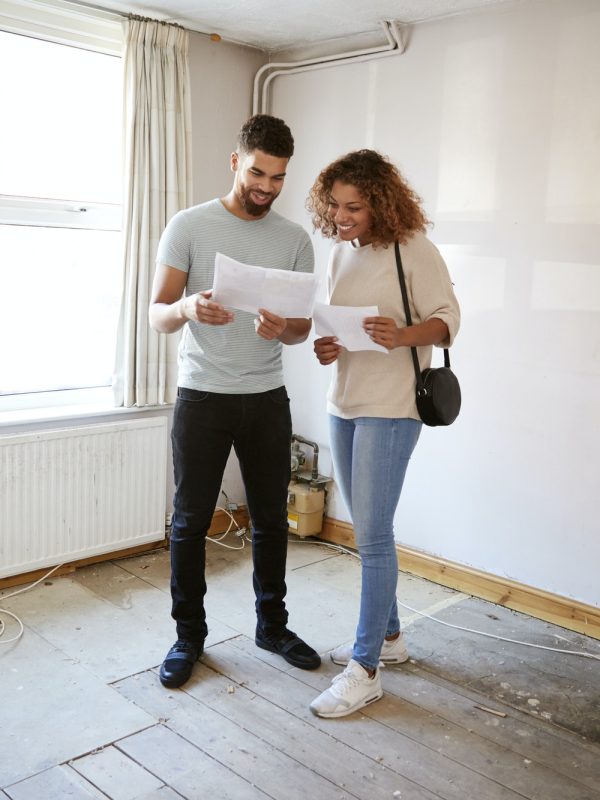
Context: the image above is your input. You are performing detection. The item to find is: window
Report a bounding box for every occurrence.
[0,20,122,409]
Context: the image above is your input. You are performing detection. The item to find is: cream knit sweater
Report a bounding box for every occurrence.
[326,233,460,420]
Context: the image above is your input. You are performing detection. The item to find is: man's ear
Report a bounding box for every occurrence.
[230,151,239,172]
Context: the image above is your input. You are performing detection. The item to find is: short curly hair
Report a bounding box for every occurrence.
[237,114,294,158]
[307,149,430,247]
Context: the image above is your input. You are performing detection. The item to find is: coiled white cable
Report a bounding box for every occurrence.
[206,506,249,550]
[0,563,64,644]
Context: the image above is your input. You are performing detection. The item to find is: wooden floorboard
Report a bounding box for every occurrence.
[383,662,600,792]
[184,659,437,800]
[4,547,599,800]
[220,636,600,800]
[115,724,270,800]
[195,639,532,800]
[114,667,362,800]
[70,743,166,798]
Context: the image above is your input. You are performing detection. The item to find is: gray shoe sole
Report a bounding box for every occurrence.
[310,687,384,718]
[330,650,409,666]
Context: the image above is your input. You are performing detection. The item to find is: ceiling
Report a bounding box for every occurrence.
[93,0,514,52]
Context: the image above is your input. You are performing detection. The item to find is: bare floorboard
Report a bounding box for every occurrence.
[212,637,600,800]
[151,660,437,800]
[114,667,360,800]
[384,662,600,792]
[111,637,600,800]
[116,724,271,800]
[3,547,599,800]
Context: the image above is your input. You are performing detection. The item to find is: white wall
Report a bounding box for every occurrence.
[272,0,600,606]
[188,32,266,206]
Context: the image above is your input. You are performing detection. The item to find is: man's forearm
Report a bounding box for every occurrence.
[278,318,312,345]
[149,299,187,334]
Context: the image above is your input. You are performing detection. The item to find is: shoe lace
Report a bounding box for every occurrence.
[332,667,363,693]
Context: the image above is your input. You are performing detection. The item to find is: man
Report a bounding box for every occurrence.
[149,114,320,688]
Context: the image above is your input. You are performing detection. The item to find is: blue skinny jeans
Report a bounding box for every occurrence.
[329,414,422,671]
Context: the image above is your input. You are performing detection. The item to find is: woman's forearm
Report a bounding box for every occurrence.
[395,317,449,348]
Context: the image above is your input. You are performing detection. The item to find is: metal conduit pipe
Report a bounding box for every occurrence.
[291,434,320,480]
[252,20,401,116]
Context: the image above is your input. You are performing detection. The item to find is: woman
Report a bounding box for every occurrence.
[307,149,460,718]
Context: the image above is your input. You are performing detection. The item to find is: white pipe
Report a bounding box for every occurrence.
[259,21,407,114]
[252,20,400,116]
[388,19,407,51]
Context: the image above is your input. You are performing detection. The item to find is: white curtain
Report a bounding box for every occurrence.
[113,18,192,407]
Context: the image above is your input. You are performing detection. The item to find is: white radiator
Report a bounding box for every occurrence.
[0,417,168,579]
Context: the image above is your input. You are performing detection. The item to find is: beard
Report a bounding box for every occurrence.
[238,185,278,216]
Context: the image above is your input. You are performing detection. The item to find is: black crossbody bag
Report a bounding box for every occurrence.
[394,242,461,427]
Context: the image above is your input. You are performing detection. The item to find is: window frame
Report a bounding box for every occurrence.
[0,195,121,230]
[0,0,122,56]
[0,3,123,415]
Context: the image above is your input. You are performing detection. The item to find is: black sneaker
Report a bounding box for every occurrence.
[255,627,321,670]
[159,639,204,688]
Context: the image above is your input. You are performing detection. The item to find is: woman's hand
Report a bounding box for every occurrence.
[363,316,402,350]
[314,336,342,365]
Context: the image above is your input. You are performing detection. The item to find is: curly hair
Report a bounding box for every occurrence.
[237,114,294,158]
[307,149,430,246]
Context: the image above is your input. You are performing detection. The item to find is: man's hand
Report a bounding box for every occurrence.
[182,290,234,326]
[255,308,287,340]
[314,336,342,365]
[363,316,401,350]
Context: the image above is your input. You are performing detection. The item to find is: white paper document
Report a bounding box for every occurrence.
[212,252,319,318]
[313,302,389,353]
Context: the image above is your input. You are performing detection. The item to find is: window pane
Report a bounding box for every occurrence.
[0,225,122,395]
[0,31,122,203]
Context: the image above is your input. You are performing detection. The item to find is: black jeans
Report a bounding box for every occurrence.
[170,386,292,642]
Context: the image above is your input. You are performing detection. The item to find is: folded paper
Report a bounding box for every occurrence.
[313,302,388,353]
[212,252,319,318]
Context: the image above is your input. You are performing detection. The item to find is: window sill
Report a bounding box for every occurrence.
[0,402,173,431]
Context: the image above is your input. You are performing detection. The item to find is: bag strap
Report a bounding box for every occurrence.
[393,242,451,397]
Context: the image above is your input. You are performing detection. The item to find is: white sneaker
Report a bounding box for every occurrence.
[330,633,409,666]
[309,659,383,718]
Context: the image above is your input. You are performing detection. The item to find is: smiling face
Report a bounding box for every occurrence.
[231,148,288,218]
[328,181,374,246]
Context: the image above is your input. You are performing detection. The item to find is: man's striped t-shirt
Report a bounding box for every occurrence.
[156,198,315,394]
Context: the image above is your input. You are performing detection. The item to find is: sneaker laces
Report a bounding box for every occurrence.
[331,664,367,694]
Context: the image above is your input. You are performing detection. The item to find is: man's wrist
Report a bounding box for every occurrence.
[176,297,189,323]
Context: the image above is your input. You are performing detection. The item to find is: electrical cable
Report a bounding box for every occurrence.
[205,496,249,550]
[3,528,596,660]
[289,537,600,661]
[0,563,64,645]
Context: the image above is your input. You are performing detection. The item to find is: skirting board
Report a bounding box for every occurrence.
[319,517,600,641]
[0,507,250,591]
